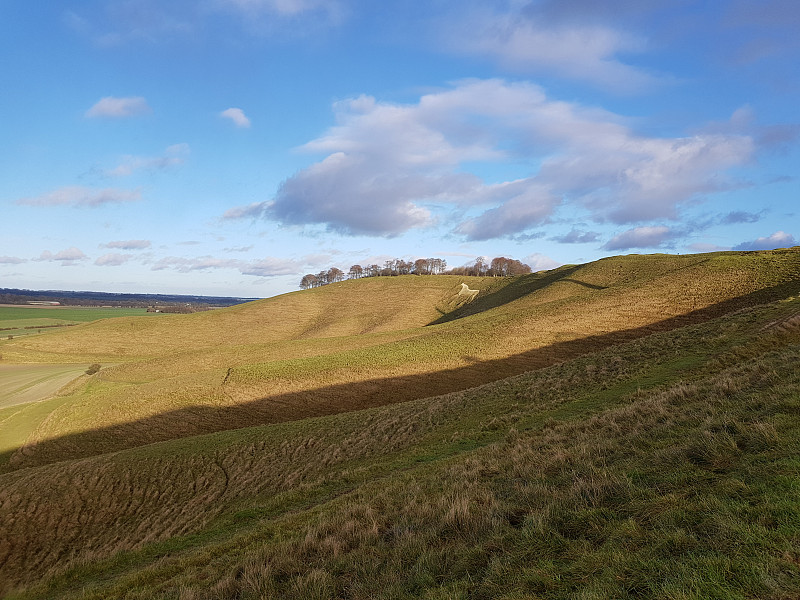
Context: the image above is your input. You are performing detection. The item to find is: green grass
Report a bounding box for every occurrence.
[0,306,160,338]
[1,249,799,598]
[0,364,88,409]
[1,290,799,598]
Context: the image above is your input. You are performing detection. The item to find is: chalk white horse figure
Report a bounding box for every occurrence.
[457,282,479,303]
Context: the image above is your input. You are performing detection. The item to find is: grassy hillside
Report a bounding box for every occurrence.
[2,249,800,473]
[1,281,798,598]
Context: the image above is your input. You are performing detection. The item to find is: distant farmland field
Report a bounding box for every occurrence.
[0,306,161,338]
[0,364,87,409]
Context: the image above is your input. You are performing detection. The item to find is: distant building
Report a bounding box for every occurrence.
[27,301,60,306]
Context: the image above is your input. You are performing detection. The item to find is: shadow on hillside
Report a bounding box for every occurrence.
[3,278,799,472]
[429,265,588,325]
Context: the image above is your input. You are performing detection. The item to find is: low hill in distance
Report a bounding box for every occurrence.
[0,287,259,309]
[0,248,799,598]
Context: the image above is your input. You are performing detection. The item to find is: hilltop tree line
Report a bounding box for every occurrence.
[300,256,531,289]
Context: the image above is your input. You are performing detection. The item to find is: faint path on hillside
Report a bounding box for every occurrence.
[0,364,85,409]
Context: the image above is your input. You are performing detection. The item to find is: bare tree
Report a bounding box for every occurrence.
[328,267,344,282]
[300,274,318,289]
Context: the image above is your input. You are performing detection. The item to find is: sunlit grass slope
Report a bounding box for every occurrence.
[2,249,799,471]
[2,292,799,598]
[1,276,463,362]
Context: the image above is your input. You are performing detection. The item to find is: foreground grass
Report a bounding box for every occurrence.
[3,295,799,598]
[3,250,800,471]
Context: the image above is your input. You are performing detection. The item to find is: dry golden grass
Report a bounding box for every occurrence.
[2,292,799,598]
[2,250,799,472]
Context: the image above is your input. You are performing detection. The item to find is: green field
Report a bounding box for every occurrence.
[1,249,799,598]
[0,306,161,338]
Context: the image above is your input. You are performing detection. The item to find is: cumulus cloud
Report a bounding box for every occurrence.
[17,186,141,207]
[86,96,151,118]
[36,247,88,265]
[733,231,797,251]
[107,144,189,177]
[95,253,131,266]
[0,256,27,264]
[603,226,675,250]
[455,182,559,240]
[224,79,755,240]
[103,239,152,250]
[220,108,251,128]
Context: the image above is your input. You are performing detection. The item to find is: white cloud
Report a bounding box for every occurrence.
[36,247,88,265]
[455,181,559,240]
[222,202,265,219]
[151,256,242,272]
[223,79,755,240]
[17,186,141,207]
[551,229,601,244]
[95,253,131,266]
[220,108,251,128]
[442,5,657,92]
[150,255,301,277]
[103,240,152,250]
[86,96,151,118]
[239,257,302,277]
[0,256,27,264]
[733,231,797,251]
[523,253,561,272]
[107,144,189,177]
[603,226,675,250]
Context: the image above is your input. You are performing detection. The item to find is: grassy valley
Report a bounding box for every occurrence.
[1,248,799,598]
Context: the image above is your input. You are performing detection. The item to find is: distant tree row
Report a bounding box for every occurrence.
[447,256,532,277]
[300,256,531,289]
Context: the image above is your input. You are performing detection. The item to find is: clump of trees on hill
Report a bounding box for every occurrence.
[300,256,531,289]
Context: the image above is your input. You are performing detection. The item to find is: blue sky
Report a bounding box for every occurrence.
[2,0,798,298]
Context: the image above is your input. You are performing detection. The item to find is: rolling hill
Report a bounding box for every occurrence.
[1,248,799,598]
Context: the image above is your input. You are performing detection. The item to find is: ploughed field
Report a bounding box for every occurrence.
[1,248,799,599]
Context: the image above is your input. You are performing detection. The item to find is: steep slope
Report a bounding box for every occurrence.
[2,292,799,598]
[2,249,799,471]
